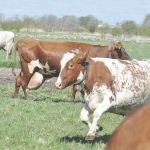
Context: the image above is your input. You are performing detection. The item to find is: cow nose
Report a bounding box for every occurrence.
[55,82,62,89]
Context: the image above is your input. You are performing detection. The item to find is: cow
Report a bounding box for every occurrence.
[0,31,14,59]
[12,38,131,99]
[55,50,150,140]
[104,103,150,150]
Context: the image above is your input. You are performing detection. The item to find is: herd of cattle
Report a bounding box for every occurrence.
[1,31,150,149]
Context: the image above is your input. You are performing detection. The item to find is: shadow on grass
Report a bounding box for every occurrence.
[59,134,110,145]
[52,98,84,104]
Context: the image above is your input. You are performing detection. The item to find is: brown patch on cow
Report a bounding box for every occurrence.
[84,59,114,94]
[109,96,114,102]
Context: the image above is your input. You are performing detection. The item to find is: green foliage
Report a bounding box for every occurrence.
[78,15,99,31]
[99,24,110,39]
[111,27,122,36]
[1,20,23,31]
[88,26,96,33]
[142,26,150,37]
[78,16,92,28]
[121,20,138,36]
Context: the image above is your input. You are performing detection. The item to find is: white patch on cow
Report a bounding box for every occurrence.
[56,52,75,83]
[90,57,150,114]
[28,59,55,75]
[60,52,75,71]
[84,83,116,111]
[28,72,44,89]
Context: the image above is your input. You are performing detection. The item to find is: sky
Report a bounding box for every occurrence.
[0,0,150,25]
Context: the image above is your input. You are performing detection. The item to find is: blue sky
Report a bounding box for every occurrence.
[0,0,150,25]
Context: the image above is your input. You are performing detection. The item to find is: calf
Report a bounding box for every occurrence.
[104,103,150,150]
[55,50,150,140]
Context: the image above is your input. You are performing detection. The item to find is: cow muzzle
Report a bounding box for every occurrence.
[55,82,62,89]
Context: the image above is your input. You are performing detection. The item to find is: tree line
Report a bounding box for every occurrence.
[0,13,150,37]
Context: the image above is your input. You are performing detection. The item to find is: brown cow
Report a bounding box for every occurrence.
[104,103,150,150]
[12,38,131,99]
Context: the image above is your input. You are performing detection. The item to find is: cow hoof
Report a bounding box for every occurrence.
[71,98,75,103]
[85,135,95,141]
[96,124,103,132]
[12,95,18,98]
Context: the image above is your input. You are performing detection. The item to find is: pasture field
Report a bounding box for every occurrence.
[0,32,150,149]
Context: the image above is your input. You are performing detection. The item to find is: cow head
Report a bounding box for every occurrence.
[111,42,131,60]
[55,50,89,89]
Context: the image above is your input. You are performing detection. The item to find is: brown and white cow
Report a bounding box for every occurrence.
[12,38,131,99]
[55,50,150,140]
[104,103,150,150]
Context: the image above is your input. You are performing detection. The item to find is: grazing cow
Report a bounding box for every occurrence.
[0,31,14,59]
[55,50,150,140]
[104,103,150,150]
[12,38,131,99]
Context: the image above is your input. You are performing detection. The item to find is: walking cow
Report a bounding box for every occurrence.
[0,31,14,59]
[55,50,150,140]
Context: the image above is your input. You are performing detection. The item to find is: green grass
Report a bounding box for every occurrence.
[0,32,150,149]
[0,84,125,150]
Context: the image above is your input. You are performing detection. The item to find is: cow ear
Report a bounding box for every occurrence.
[76,50,89,64]
[116,42,122,49]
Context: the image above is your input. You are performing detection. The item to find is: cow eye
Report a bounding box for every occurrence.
[69,64,73,69]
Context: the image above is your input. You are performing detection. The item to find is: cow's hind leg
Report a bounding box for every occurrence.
[12,73,21,98]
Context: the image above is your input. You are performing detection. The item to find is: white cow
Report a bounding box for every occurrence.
[0,31,14,59]
[55,50,150,140]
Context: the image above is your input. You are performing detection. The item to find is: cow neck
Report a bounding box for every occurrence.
[108,44,112,58]
[74,62,88,85]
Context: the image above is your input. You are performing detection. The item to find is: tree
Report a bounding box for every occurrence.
[121,21,138,36]
[142,14,150,27]
[141,14,150,37]
[78,15,99,33]
[111,27,122,36]
[87,16,99,33]
[99,23,110,39]
[63,15,78,32]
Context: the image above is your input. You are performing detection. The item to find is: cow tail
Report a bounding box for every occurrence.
[12,43,17,76]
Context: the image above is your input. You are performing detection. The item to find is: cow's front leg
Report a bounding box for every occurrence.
[71,85,77,102]
[85,108,102,141]
[85,93,115,140]
[80,103,102,134]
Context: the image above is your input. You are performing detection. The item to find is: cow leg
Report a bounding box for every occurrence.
[71,85,77,102]
[80,103,102,137]
[3,45,8,59]
[12,73,21,98]
[8,43,13,58]
[12,71,31,99]
[85,94,114,140]
[71,84,85,102]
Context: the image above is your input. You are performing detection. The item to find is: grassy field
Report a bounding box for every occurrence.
[0,32,150,150]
